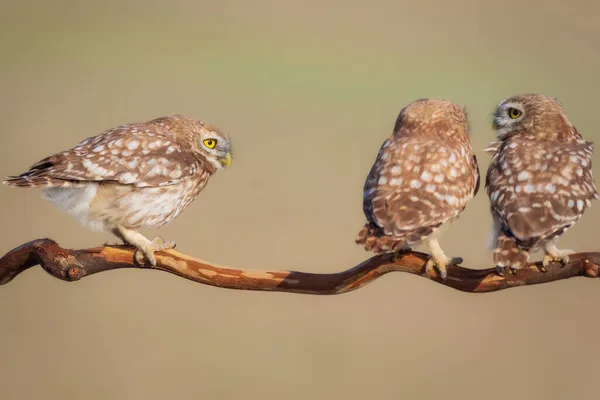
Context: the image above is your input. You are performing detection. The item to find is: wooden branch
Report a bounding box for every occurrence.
[0,239,599,293]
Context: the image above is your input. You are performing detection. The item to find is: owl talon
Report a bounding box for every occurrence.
[542,253,570,268]
[133,237,176,267]
[425,256,461,280]
[134,247,156,267]
[150,236,177,251]
[495,265,519,276]
[495,265,505,276]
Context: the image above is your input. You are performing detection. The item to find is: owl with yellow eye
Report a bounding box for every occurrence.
[4,114,233,266]
[485,93,599,275]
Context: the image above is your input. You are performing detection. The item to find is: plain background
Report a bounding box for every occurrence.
[1,1,599,399]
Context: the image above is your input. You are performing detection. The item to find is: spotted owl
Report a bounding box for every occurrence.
[485,93,599,275]
[356,99,480,279]
[4,114,233,266]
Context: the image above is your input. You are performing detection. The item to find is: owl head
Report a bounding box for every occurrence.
[393,98,469,140]
[492,93,572,141]
[192,122,233,171]
[153,115,233,171]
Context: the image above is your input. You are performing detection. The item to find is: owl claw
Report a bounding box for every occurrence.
[133,237,176,267]
[495,265,519,276]
[542,253,571,269]
[425,256,462,280]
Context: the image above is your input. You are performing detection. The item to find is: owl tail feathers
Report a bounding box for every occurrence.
[493,231,530,270]
[3,175,60,188]
[355,223,407,253]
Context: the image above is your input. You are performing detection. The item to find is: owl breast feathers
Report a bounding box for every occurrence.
[356,98,480,254]
[486,138,597,247]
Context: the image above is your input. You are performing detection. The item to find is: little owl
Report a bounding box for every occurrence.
[485,93,599,275]
[356,98,480,279]
[4,114,233,266]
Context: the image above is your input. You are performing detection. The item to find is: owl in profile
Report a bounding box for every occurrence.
[485,93,599,275]
[4,115,233,266]
[356,99,480,279]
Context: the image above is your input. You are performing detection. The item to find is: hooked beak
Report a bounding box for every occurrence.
[491,115,503,130]
[219,152,232,168]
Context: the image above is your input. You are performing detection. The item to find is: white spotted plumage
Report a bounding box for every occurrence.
[4,114,233,266]
[356,99,480,279]
[485,93,599,273]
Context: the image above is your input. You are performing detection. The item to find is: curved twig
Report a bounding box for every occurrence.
[0,239,599,293]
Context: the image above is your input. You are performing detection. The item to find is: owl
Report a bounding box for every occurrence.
[485,93,599,275]
[4,114,233,266]
[356,99,480,279]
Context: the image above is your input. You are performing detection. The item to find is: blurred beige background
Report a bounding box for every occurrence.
[1,1,599,399]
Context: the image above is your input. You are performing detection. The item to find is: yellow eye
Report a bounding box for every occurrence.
[508,108,522,119]
[203,138,217,149]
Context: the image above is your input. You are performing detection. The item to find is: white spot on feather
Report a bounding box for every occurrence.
[517,171,529,181]
[445,195,457,206]
[119,172,138,183]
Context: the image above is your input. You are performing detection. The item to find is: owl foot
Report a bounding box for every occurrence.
[425,256,463,280]
[542,243,573,269]
[495,265,519,276]
[133,237,176,267]
[542,252,572,269]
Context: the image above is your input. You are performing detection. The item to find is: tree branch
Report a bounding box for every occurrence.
[0,239,599,293]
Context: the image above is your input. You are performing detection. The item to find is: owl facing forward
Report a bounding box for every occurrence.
[356,99,480,279]
[485,93,599,275]
[4,115,233,266]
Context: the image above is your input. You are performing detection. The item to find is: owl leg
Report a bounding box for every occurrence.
[542,240,573,268]
[113,226,175,267]
[494,231,531,275]
[423,238,462,280]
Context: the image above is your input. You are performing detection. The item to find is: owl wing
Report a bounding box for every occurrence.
[364,137,477,244]
[473,154,481,196]
[487,140,598,247]
[5,124,201,188]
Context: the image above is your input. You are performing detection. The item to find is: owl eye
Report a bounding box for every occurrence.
[203,138,217,149]
[508,108,522,119]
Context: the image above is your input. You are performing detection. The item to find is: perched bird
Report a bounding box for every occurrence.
[485,93,599,275]
[4,115,232,266]
[356,99,480,279]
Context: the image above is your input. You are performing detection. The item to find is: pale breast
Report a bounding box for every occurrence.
[89,173,209,230]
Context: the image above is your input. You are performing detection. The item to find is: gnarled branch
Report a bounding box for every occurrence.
[0,239,599,293]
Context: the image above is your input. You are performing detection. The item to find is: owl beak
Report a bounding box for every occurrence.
[492,117,501,130]
[219,153,232,168]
